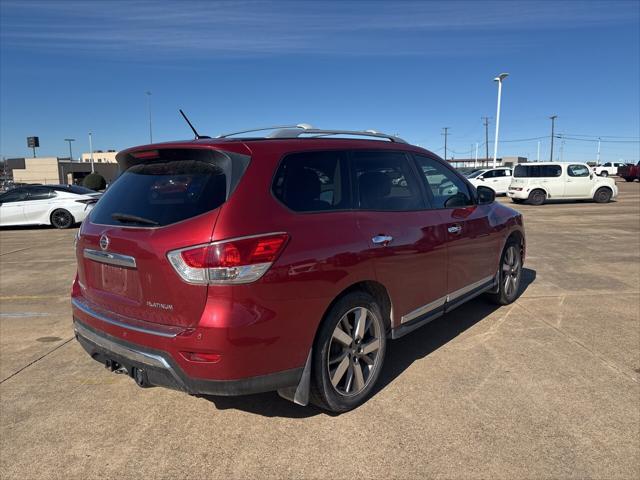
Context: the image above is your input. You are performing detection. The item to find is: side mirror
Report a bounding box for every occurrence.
[477,175,484,181]
[476,186,495,205]
[590,173,594,180]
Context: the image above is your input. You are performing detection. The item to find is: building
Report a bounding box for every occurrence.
[9,156,119,185]
[80,150,118,163]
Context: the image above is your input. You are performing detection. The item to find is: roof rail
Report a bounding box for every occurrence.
[217,124,407,143]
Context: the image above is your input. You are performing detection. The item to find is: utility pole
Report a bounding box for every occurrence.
[88,132,95,173]
[442,127,450,162]
[596,137,601,165]
[474,142,479,167]
[482,117,490,165]
[560,138,565,162]
[64,138,75,161]
[549,115,557,161]
[146,91,153,143]
[537,141,540,162]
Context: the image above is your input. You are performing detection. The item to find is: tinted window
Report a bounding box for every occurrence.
[414,155,473,208]
[514,165,562,178]
[466,170,485,179]
[27,187,53,200]
[90,149,249,227]
[568,164,590,177]
[273,151,349,212]
[351,151,424,211]
[52,185,96,195]
[0,189,28,203]
[493,169,507,177]
[483,170,496,178]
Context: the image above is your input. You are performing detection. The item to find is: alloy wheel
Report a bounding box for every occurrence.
[502,245,521,299]
[51,210,72,228]
[327,307,383,397]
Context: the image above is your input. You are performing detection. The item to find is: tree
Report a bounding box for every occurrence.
[82,173,106,191]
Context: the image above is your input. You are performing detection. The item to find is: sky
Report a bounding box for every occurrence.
[1,0,639,162]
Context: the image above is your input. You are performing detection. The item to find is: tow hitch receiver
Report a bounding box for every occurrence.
[105,360,149,388]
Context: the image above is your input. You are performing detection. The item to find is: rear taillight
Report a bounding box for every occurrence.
[75,199,98,205]
[167,232,289,285]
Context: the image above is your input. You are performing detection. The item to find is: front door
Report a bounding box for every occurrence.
[0,188,28,226]
[413,155,501,300]
[564,164,593,198]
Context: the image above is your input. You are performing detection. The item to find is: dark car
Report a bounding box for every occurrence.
[71,125,525,412]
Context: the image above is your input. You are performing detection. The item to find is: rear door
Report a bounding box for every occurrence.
[23,187,55,224]
[351,150,448,326]
[414,154,500,299]
[0,188,28,225]
[76,147,250,328]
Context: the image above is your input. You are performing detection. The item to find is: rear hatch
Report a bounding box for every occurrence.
[75,147,250,328]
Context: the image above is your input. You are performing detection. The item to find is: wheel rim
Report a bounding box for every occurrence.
[52,210,71,227]
[502,245,521,299]
[327,307,383,397]
[598,190,609,202]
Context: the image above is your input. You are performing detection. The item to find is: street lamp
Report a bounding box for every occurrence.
[64,138,75,161]
[88,132,95,173]
[492,73,509,168]
[549,115,557,161]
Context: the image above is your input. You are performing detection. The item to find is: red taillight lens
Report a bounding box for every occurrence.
[179,351,222,363]
[167,233,289,285]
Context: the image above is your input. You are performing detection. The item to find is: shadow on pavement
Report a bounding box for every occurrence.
[202,268,536,418]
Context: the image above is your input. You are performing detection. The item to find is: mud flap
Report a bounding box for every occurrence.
[277,350,312,406]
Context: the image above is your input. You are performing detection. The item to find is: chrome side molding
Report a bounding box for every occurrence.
[84,248,137,269]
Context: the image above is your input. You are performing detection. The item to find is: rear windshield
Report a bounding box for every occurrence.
[90,149,249,227]
[514,164,562,178]
[52,185,96,195]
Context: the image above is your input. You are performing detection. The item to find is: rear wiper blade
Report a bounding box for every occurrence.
[111,212,159,226]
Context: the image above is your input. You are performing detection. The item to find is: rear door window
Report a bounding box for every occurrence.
[90,149,249,227]
[568,164,590,177]
[351,151,425,211]
[27,187,54,200]
[514,165,562,178]
[272,150,349,212]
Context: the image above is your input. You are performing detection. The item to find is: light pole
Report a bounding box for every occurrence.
[549,115,557,161]
[88,132,95,173]
[474,142,479,167]
[146,91,153,143]
[537,141,540,162]
[64,138,75,161]
[492,73,509,168]
[442,127,450,161]
[596,137,601,165]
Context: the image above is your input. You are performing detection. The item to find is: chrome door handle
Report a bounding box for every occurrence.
[372,235,393,245]
[448,225,462,234]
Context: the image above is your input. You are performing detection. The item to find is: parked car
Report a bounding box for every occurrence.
[593,162,626,177]
[72,126,526,412]
[507,162,618,205]
[618,161,640,182]
[466,167,513,195]
[0,184,100,228]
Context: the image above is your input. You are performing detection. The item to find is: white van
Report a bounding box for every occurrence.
[507,162,618,205]
[466,167,512,195]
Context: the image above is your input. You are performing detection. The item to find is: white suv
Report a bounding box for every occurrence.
[466,167,512,195]
[507,162,618,205]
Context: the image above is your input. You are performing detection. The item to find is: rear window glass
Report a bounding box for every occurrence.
[90,149,249,227]
[58,185,96,195]
[514,164,562,178]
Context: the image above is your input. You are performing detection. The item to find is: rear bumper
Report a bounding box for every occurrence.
[73,318,302,396]
[507,189,528,200]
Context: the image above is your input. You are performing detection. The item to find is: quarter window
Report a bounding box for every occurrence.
[351,151,424,211]
[568,164,590,177]
[0,189,28,203]
[414,155,474,209]
[273,151,349,212]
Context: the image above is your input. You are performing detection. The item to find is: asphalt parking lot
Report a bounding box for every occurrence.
[1,181,639,479]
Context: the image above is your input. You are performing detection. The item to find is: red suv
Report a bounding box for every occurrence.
[72,126,525,412]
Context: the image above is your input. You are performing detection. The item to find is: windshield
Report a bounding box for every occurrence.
[466,170,485,179]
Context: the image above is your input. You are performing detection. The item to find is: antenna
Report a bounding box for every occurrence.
[179,109,211,139]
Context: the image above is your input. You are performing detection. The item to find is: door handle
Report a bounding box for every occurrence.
[448,224,462,234]
[372,235,393,246]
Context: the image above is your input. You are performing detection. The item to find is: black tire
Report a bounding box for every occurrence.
[527,189,546,206]
[593,187,612,203]
[50,209,74,229]
[511,198,525,204]
[600,171,608,177]
[487,240,523,305]
[310,291,387,413]
[624,177,633,182]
